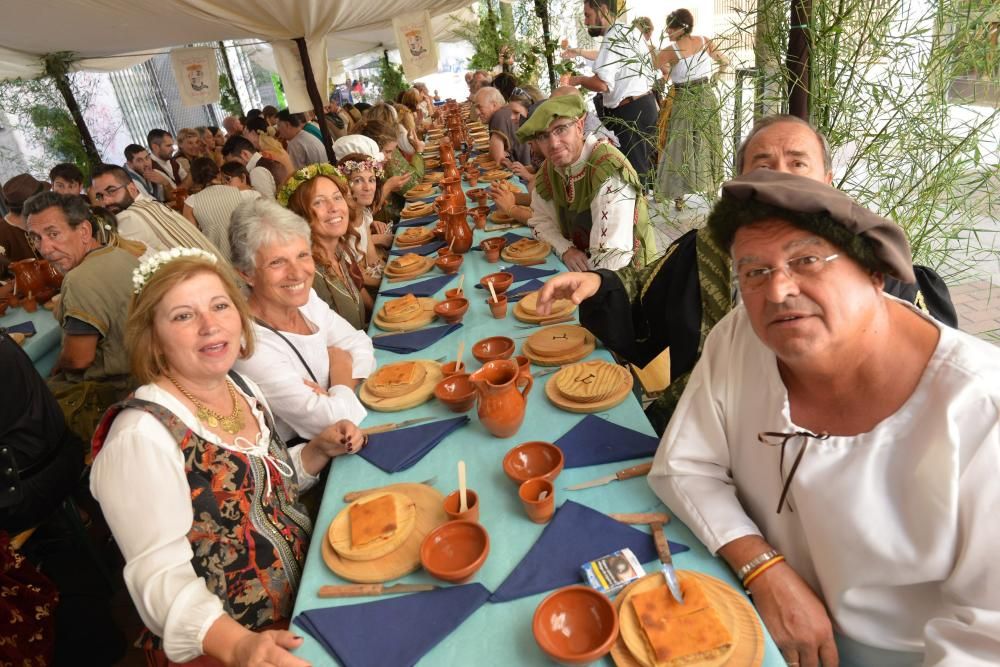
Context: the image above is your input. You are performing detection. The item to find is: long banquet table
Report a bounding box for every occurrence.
[0,304,61,375]
[292,177,785,666]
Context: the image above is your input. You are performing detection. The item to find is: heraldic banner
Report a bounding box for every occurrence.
[170,47,220,107]
[393,11,439,81]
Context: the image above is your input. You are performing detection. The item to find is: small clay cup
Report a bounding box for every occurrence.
[433,297,469,324]
[519,478,555,524]
[444,287,464,299]
[433,373,476,412]
[435,254,463,274]
[487,294,508,319]
[437,246,454,259]
[467,172,479,187]
[440,360,467,377]
[443,489,480,522]
[472,205,491,230]
[513,354,532,380]
[480,237,507,263]
[480,271,514,294]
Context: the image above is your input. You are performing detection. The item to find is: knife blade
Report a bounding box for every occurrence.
[342,476,437,502]
[361,416,437,435]
[318,583,438,598]
[651,521,684,604]
[565,461,653,491]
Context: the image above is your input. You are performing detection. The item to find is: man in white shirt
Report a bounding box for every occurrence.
[648,169,1000,666]
[221,135,276,199]
[276,108,328,170]
[563,0,657,182]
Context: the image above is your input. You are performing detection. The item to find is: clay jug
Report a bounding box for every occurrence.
[442,207,473,254]
[469,359,533,438]
[442,161,461,182]
[10,259,46,299]
[39,259,63,289]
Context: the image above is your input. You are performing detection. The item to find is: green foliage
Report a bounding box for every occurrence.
[377,57,409,103]
[218,74,242,116]
[26,104,88,172]
[271,73,287,108]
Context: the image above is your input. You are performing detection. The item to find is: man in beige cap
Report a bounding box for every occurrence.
[648,169,1000,667]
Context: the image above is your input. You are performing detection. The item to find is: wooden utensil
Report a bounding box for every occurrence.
[456,274,465,292]
[488,281,498,303]
[318,583,438,598]
[456,340,465,371]
[610,512,671,525]
[361,416,437,435]
[458,460,468,513]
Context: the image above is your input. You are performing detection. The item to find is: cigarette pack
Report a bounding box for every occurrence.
[581,548,644,595]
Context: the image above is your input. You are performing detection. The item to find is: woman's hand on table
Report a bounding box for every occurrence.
[535,272,602,315]
[489,185,516,214]
[747,564,839,667]
[317,420,367,457]
[327,346,358,389]
[233,630,310,667]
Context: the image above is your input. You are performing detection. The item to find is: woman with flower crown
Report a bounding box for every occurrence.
[91,247,365,666]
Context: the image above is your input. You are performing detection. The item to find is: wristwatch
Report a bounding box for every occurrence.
[736,549,780,581]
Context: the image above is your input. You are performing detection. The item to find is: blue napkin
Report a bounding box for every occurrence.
[396,213,438,228]
[489,500,688,602]
[470,231,527,251]
[474,264,558,287]
[360,416,469,472]
[3,321,37,335]
[505,279,546,302]
[379,274,456,298]
[373,323,463,354]
[556,415,660,469]
[390,240,446,256]
[295,583,490,667]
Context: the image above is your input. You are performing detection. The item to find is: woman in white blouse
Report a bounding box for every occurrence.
[229,197,376,442]
[91,248,364,665]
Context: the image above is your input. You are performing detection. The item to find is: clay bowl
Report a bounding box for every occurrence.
[503,441,565,485]
[420,520,490,583]
[437,246,454,259]
[440,360,468,377]
[433,297,469,324]
[532,586,619,665]
[436,254,464,275]
[433,373,477,412]
[472,335,515,364]
[444,287,465,300]
[480,237,507,253]
[480,271,514,295]
[466,187,487,202]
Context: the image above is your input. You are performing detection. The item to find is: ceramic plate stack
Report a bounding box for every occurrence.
[513,291,575,324]
[384,254,435,281]
[373,294,437,331]
[501,238,551,265]
[610,572,764,667]
[395,227,435,248]
[522,324,596,366]
[360,359,444,411]
[545,360,633,413]
[481,169,513,182]
[400,201,436,219]
[404,183,438,200]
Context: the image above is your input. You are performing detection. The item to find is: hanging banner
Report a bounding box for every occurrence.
[393,11,439,81]
[170,47,220,107]
[271,38,329,114]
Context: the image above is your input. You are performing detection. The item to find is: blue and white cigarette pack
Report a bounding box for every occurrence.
[581,548,644,595]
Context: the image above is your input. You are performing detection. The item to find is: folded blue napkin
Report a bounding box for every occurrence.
[505,279,546,302]
[474,264,558,287]
[390,240,446,256]
[489,500,688,602]
[3,321,37,336]
[379,274,456,298]
[470,231,527,251]
[556,415,660,469]
[360,416,469,472]
[295,583,490,667]
[396,213,438,228]
[372,323,462,354]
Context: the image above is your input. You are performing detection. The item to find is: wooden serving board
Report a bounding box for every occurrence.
[384,256,434,281]
[522,325,596,366]
[327,492,417,561]
[373,297,437,332]
[322,483,448,583]
[513,299,576,324]
[501,243,551,265]
[359,360,443,412]
[611,571,764,667]
[545,365,633,413]
[404,186,438,200]
[400,202,436,218]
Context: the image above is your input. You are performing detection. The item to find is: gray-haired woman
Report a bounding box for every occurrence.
[229,198,376,445]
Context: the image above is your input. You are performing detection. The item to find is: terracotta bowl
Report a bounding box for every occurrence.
[503,441,564,485]
[480,237,507,252]
[433,373,477,412]
[480,271,514,295]
[444,287,464,300]
[532,586,619,665]
[433,297,469,324]
[440,360,468,377]
[420,520,490,583]
[466,187,487,201]
[435,254,464,274]
[437,246,454,258]
[472,335,515,364]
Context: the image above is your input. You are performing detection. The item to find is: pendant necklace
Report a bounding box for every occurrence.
[166,375,245,435]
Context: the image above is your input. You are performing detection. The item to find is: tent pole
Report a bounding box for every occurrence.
[52,72,101,168]
[786,0,812,120]
[218,41,244,116]
[533,0,557,91]
[294,37,336,164]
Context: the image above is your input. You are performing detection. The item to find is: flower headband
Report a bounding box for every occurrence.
[132,247,218,295]
[277,163,346,206]
[339,158,385,179]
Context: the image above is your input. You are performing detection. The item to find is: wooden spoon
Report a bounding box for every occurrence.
[487,281,498,304]
[458,460,468,513]
[456,274,465,293]
[456,340,465,372]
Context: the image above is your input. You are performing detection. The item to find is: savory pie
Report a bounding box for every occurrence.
[349,494,399,547]
[367,360,427,398]
[382,293,421,322]
[629,577,732,666]
[397,228,433,245]
[505,238,546,256]
[405,183,434,198]
[401,202,434,218]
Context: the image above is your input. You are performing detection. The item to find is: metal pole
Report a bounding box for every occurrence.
[534,0,557,91]
[294,37,336,164]
[787,0,812,120]
[51,72,101,168]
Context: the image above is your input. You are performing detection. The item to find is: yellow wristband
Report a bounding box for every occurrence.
[742,555,785,589]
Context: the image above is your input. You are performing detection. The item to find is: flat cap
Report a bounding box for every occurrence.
[3,174,49,213]
[515,94,585,142]
[707,169,915,283]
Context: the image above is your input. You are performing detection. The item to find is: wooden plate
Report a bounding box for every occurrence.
[366,360,429,398]
[522,324,596,366]
[513,299,576,325]
[481,169,513,182]
[327,492,417,561]
[360,360,443,412]
[404,185,438,200]
[545,363,633,413]
[401,202,435,218]
[322,483,448,583]
[384,256,434,280]
[552,360,628,404]
[517,291,574,317]
[611,572,764,667]
[396,228,435,247]
[373,297,437,331]
[422,172,444,184]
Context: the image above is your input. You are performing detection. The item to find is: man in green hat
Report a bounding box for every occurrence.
[516,92,656,272]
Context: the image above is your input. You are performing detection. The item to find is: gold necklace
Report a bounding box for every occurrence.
[166,375,245,435]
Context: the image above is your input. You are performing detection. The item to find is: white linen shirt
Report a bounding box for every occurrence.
[648,301,1000,665]
[90,377,319,663]
[246,152,276,199]
[593,23,655,108]
[527,134,638,271]
[234,289,375,441]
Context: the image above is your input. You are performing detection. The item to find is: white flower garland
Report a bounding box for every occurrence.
[132,247,218,294]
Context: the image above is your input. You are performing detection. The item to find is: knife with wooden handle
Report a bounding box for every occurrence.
[318,583,437,598]
[565,461,654,491]
[610,512,671,525]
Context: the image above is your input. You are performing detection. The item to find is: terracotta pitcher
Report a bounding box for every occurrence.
[469,359,533,438]
[9,258,46,299]
[442,207,473,254]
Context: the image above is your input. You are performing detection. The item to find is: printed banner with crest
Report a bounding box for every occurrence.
[170,47,219,107]
[393,11,439,81]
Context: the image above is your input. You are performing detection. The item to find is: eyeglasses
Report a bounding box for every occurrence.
[736,253,839,293]
[532,121,577,144]
[93,184,127,202]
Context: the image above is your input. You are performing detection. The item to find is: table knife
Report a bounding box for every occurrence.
[342,476,437,502]
[318,583,438,598]
[565,461,653,491]
[610,512,671,525]
[652,521,685,604]
[361,416,437,435]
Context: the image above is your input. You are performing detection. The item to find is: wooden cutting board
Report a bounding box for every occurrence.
[545,364,633,413]
[384,256,434,280]
[373,297,438,332]
[501,241,551,264]
[513,299,575,324]
[611,571,764,667]
[359,360,443,412]
[327,492,417,561]
[322,483,448,583]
